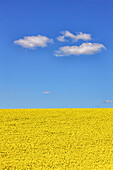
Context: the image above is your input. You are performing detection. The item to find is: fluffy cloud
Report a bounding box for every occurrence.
[57,31,91,42]
[55,42,105,56]
[105,100,113,103]
[14,35,53,48]
[43,91,50,94]
[57,35,67,42]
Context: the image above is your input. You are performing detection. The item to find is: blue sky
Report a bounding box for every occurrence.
[0,0,113,108]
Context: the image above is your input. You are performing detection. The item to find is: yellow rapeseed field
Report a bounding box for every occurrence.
[0,108,113,169]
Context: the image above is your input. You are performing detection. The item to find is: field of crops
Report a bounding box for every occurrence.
[0,109,113,169]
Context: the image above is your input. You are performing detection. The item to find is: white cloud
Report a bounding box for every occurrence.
[57,31,91,42]
[14,35,53,49]
[55,42,105,56]
[57,35,67,42]
[43,91,50,94]
[105,100,113,103]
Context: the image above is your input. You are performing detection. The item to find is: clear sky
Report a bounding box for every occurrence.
[0,0,113,108]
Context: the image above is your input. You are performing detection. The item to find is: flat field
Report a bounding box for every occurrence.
[0,109,113,169]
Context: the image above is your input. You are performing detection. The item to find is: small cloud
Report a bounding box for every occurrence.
[57,35,68,42]
[43,91,50,94]
[14,35,53,49]
[105,100,113,103]
[57,31,91,42]
[10,92,14,95]
[55,42,106,56]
